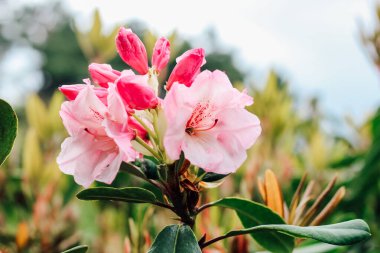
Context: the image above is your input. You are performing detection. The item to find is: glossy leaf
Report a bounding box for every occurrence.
[148,225,201,253]
[139,159,160,179]
[221,219,370,246]
[120,162,147,179]
[211,197,294,253]
[77,187,157,203]
[0,99,17,165]
[198,168,229,182]
[61,245,88,253]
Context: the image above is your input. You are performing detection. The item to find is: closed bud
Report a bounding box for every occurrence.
[116,75,158,110]
[166,48,206,90]
[88,63,121,88]
[59,81,108,105]
[116,27,149,74]
[152,37,170,73]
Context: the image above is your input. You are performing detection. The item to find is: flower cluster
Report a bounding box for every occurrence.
[57,27,262,187]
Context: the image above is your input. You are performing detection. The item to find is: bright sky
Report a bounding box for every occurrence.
[66,0,380,119]
[2,0,380,122]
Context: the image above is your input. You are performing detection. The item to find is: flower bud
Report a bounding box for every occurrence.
[116,75,158,110]
[152,37,170,73]
[166,48,206,90]
[59,83,108,105]
[116,27,149,74]
[88,63,121,88]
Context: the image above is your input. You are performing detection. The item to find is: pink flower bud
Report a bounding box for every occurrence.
[59,81,108,105]
[88,63,121,88]
[152,37,170,72]
[116,75,158,110]
[116,27,149,74]
[166,48,206,90]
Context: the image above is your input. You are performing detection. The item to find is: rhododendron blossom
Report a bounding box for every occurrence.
[57,26,261,185]
[163,70,261,174]
[57,82,139,187]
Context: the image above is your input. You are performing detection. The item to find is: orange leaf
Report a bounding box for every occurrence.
[264,169,284,218]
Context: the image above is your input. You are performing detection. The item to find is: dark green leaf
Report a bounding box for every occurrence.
[222,219,370,246]
[61,245,88,253]
[148,225,201,253]
[120,162,147,179]
[0,99,17,165]
[202,172,230,182]
[140,159,159,179]
[211,197,294,253]
[77,187,157,203]
[197,168,230,182]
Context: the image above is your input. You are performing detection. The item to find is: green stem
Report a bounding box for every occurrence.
[151,108,167,161]
[134,136,161,161]
[132,114,157,142]
[195,201,216,215]
[199,225,270,249]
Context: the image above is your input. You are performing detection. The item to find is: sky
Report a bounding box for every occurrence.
[1,0,380,122]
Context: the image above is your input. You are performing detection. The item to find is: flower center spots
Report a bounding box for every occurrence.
[186,102,218,135]
[90,108,104,121]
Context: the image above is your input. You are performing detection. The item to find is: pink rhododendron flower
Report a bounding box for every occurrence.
[116,74,158,110]
[163,70,261,174]
[152,37,170,73]
[116,27,149,75]
[57,83,138,187]
[166,48,206,90]
[88,63,121,88]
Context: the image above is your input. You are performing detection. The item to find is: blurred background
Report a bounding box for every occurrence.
[0,0,379,252]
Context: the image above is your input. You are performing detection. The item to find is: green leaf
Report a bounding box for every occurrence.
[221,219,370,246]
[139,159,159,179]
[203,172,230,183]
[0,99,17,165]
[76,187,157,203]
[211,197,294,253]
[61,245,88,253]
[148,225,201,253]
[197,168,230,182]
[120,162,147,179]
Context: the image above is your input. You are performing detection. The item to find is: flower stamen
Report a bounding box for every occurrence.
[185,102,218,135]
